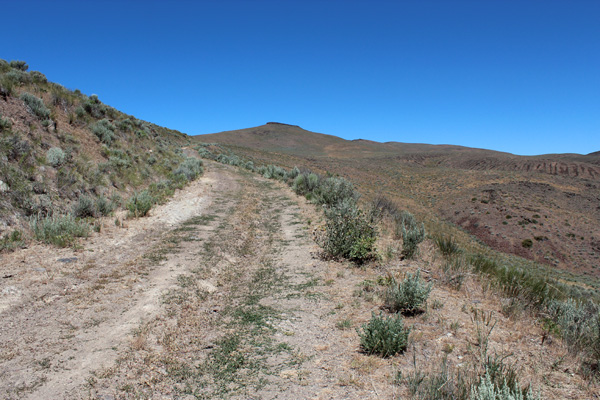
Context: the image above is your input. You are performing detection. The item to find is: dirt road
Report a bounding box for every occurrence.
[0,162,389,399]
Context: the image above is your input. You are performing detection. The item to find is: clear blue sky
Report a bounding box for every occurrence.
[2,0,599,155]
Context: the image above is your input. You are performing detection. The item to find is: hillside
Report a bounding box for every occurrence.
[196,124,600,280]
[0,59,194,246]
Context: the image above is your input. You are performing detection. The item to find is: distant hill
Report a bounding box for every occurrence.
[196,123,600,180]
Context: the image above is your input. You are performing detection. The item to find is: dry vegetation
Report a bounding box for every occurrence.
[2,62,600,399]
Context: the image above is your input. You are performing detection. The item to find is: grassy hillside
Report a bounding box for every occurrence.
[0,59,199,249]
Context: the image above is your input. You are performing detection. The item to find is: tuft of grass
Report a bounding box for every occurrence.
[384,269,433,315]
[434,234,461,258]
[30,214,89,247]
[357,312,410,357]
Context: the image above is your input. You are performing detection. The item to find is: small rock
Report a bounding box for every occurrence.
[0,180,9,193]
[58,257,78,263]
[197,280,217,294]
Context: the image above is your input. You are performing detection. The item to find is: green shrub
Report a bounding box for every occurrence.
[293,172,320,196]
[9,60,28,71]
[521,239,533,248]
[288,166,300,179]
[384,270,433,315]
[4,70,31,86]
[46,147,65,167]
[127,190,154,217]
[30,214,89,247]
[357,312,410,357]
[173,157,203,181]
[315,176,358,207]
[0,230,24,252]
[117,118,134,132]
[72,196,96,218]
[82,94,107,118]
[0,59,9,73]
[92,119,116,145]
[320,199,377,263]
[470,371,540,400]
[400,211,425,259]
[244,160,255,171]
[262,164,287,180]
[20,92,50,120]
[95,195,114,216]
[0,114,12,131]
[547,299,600,371]
[30,71,47,83]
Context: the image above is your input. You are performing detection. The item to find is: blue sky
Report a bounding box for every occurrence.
[2,0,598,155]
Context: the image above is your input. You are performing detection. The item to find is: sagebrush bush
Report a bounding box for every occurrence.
[400,211,425,259]
[4,70,31,86]
[293,172,320,196]
[46,147,65,167]
[83,94,107,118]
[0,114,12,131]
[547,299,600,369]
[30,71,47,83]
[20,92,50,120]
[126,190,154,217]
[95,196,114,216]
[470,372,540,400]
[72,196,96,218]
[30,214,89,247]
[315,176,358,207]
[92,119,116,145]
[0,230,24,252]
[9,60,28,71]
[384,270,433,314]
[262,164,287,180]
[357,312,410,357]
[320,199,376,263]
[173,157,203,181]
[288,166,300,180]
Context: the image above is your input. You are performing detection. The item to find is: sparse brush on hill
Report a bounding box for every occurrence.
[0,58,195,250]
[400,211,426,259]
[46,147,65,167]
[30,214,89,247]
[358,312,410,357]
[384,269,432,315]
[126,190,154,218]
[320,199,377,263]
[20,92,50,120]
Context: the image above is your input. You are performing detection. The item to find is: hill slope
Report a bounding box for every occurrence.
[196,123,600,279]
[0,59,192,241]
